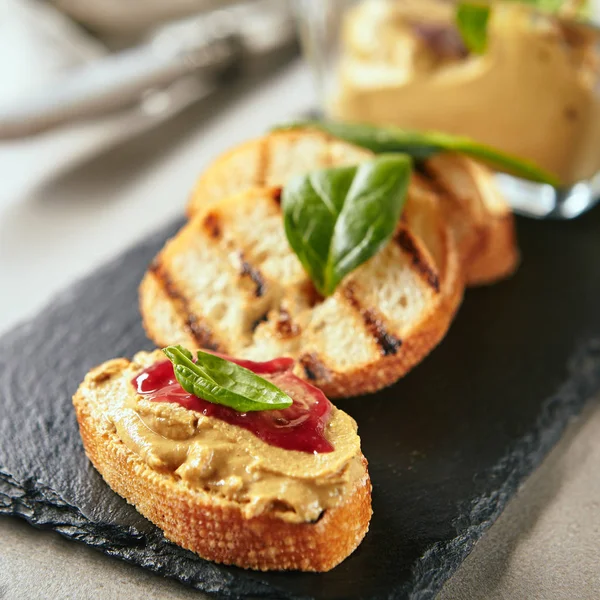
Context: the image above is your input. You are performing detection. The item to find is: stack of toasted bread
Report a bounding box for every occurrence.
[73,126,518,573]
[141,128,518,397]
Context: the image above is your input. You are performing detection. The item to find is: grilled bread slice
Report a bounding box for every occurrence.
[421,154,519,285]
[140,183,462,398]
[73,350,372,572]
[188,129,518,286]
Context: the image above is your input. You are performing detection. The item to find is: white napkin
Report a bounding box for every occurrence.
[0,0,214,203]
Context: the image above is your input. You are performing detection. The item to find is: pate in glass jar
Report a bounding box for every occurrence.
[295,0,600,218]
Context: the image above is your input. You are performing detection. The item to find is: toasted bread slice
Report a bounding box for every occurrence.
[140,184,462,398]
[188,129,518,285]
[73,350,372,572]
[421,154,519,285]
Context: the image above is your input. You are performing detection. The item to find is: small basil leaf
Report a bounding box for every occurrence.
[282,154,412,297]
[456,2,490,54]
[161,346,293,412]
[275,121,560,186]
[456,0,589,55]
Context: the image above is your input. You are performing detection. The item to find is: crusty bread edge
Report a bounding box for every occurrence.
[187,136,268,218]
[72,376,372,572]
[465,213,520,286]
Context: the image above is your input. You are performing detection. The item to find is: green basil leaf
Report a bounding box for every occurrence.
[282,154,412,297]
[162,345,293,412]
[276,121,560,186]
[456,2,490,54]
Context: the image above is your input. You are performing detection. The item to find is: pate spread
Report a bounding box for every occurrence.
[89,351,366,524]
[332,0,600,184]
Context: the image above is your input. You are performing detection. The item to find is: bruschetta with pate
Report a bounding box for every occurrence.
[73,348,372,572]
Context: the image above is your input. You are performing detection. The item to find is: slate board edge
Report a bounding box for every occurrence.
[2,339,599,600]
[409,338,600,599]
[0,472,289,600]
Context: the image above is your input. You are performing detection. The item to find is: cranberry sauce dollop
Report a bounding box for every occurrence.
[132,355,334,454]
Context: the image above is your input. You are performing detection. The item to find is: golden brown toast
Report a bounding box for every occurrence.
[140,184,462,398]
[421,154,519,285]
[73,350,372,572]
[188,129,518,286]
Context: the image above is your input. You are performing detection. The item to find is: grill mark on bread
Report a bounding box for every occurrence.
[203,212,221,239]
[418,159,479,222]
[414,162,460,208]
[302,280,323,308]
[251,312,269,332]
[276,308,300,338]
[149,261,219,350]
[239,253,266,297]
[343,284,402,356]
[299,353,332,382]
[413,160,432,179]
[394,228,440,292]
[272,186,283,206]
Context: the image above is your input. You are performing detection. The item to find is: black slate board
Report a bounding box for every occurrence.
[2,207,600,600]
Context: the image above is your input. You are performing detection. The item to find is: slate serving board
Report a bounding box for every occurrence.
[2,207,600,600]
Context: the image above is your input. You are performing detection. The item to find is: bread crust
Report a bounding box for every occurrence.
[464,213,519,286]
[72,365,372,572]
[421,153,519,286]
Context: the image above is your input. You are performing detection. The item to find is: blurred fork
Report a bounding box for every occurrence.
[0,0,296,139]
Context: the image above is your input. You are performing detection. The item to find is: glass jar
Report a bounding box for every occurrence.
[293,0,600,218]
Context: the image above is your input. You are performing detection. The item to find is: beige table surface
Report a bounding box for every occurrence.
[1,61,599,600]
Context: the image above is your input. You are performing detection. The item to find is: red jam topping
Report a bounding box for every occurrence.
[132,355,334,454]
